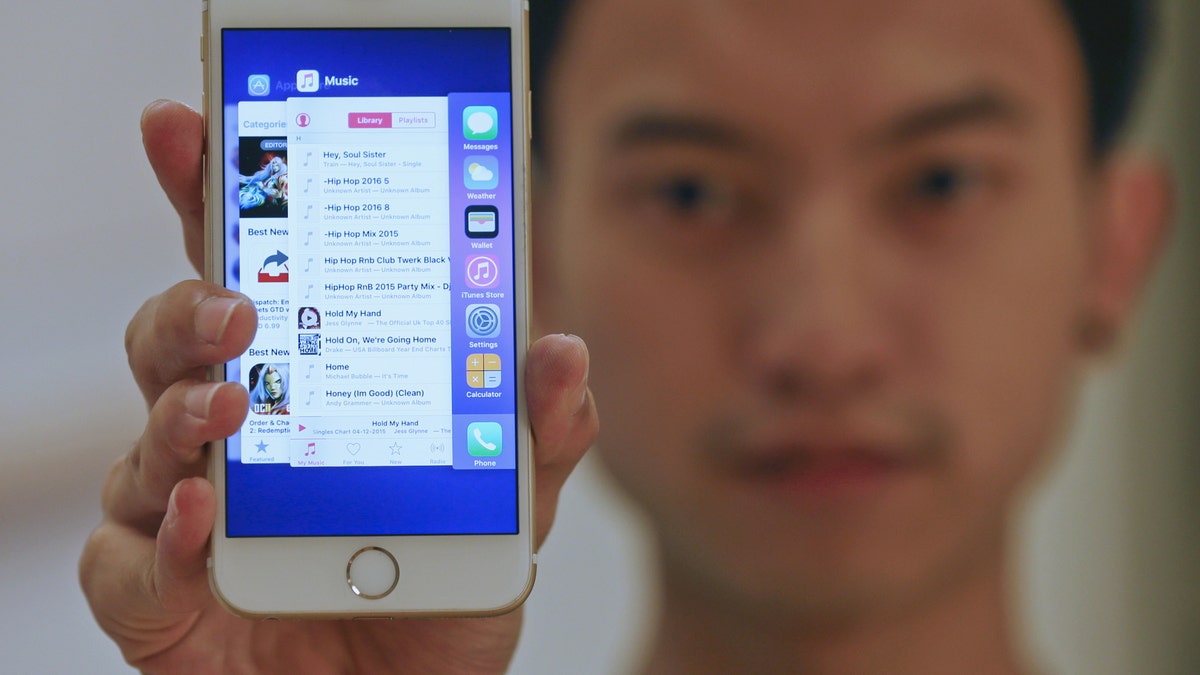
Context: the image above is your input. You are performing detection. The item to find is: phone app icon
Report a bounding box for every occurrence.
[467,422,503,457]
[296,69,319,92]
[465,304,501,338]
[467,353,502,389]
[465,205,499,238]
[465,255,500,289]
[463,106,499,141]
[464,156,500,190]
[248,74,271,97]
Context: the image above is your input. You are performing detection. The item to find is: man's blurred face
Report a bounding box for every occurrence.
[539,0,1100,616]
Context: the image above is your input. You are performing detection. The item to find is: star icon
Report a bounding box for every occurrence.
[255,440,268,453]
[389,442,402,455]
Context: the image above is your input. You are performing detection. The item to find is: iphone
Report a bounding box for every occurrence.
[202,0,533,617]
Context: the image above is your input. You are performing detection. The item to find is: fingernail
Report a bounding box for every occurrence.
[184,382,222,419]
[141,98,172,125]
[195,296,243,344]
[564,334,590,410]
[163,483,182,531]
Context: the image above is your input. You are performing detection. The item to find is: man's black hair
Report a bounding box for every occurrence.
[529,0,1155,159]
[1060,0,1156,153]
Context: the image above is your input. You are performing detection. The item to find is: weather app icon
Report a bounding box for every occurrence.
[247,74,271,97]
[464,156,500,190]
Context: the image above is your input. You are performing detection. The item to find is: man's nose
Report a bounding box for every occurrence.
[736,194,895,405]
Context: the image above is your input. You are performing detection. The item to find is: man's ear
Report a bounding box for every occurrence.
[1082,153,1173,354]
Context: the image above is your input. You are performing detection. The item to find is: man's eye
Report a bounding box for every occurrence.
[657,176,720,210]
[884,159,1007,239]
[910,164,983,204]
[651,177,733,216]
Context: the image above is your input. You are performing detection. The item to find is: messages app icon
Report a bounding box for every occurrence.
[463,106,498,141]
[467,422,503,457]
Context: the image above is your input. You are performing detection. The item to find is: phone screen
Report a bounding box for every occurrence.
[219,29,521,537]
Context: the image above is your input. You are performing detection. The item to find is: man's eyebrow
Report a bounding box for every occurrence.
[871,88,1029,146]
[609,111,756,152]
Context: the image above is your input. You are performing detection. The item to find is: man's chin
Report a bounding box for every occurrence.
[660,539,924,625]
[653,488,1008,628]
[658,491,912,591]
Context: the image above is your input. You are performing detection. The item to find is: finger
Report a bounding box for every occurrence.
[103,379,248,534]
[81,478,217,664]
[126,280,255,408]
[153,478,219,613]
[524,334,598,548]
[141,99,205,273]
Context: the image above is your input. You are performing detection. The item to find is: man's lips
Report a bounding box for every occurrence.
[715,441,912,478]
[726,444,912,479]
[714,443,926,502]
[699,405,951,500]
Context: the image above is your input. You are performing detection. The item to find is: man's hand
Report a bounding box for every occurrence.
[79,100,598,674]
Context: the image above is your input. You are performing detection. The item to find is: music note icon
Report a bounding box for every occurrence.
[304,442,317,457]
[303,177,313,194]
[305,390,315,405]
[303,151,313,167]
[303,230,314,245]
[305,363,315,379]
[465,255,500,289]
[304,283,314,299]
[304,204,314,220]
[304,257,314,273]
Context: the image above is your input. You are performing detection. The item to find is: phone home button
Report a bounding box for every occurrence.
[346,547,399,600]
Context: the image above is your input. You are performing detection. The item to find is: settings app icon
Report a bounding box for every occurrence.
[466,304,501,338]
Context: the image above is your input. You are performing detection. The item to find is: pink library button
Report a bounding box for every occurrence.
[348,113,391,128]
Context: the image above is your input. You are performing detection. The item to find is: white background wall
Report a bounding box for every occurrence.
[0,2,1194,673]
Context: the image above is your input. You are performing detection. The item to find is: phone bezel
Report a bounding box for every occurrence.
[202,0,534,618]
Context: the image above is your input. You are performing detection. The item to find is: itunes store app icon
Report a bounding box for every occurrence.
[465,255,500,289]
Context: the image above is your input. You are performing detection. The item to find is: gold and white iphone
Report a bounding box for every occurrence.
[201,0,533,618]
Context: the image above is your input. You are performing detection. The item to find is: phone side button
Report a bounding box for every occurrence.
[346,547,400,600]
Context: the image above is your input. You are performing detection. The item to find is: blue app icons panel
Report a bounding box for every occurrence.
[449,92,515,473]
